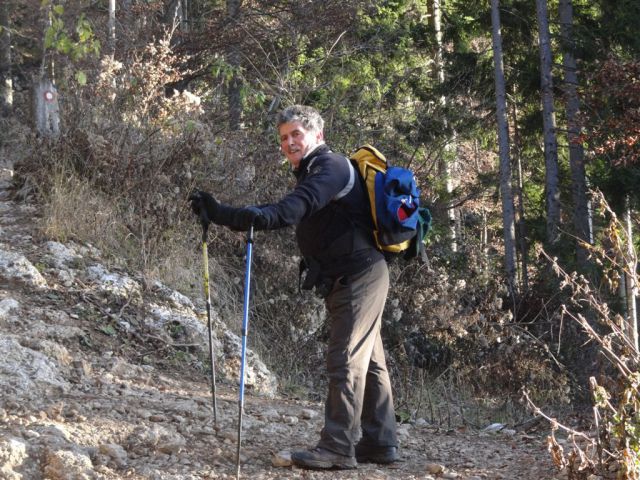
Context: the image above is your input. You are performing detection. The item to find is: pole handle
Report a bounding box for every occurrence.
[200,209,210,241]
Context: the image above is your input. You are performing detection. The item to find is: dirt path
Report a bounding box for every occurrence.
[0,168,560,480]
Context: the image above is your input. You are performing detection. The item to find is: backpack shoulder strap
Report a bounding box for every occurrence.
[350,145,387,177]
[333,156,356,201]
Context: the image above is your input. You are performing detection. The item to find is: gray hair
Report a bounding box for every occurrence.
[275,105,324,133]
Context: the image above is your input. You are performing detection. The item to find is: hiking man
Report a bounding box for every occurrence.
[189,104,398,469]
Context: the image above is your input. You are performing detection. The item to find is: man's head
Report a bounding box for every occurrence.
[276,105,325,169]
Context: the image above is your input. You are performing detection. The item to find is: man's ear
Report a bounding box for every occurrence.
[316,130,324,143]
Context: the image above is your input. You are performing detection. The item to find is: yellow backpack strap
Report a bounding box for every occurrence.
[350,144,387,177]
[350,145,389,250]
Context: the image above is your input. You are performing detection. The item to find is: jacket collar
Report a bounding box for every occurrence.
[294,144,331,178]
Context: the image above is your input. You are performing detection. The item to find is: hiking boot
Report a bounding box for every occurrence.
[355,444,399,464]
[291,447,357,470]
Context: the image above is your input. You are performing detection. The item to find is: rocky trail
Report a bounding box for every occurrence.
[0,165,560,480]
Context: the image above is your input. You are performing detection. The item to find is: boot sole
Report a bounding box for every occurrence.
[292,457,357,470]
[356,455,399,464]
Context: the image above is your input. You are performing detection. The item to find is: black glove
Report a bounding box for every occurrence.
[188,190,218,225]
[188,191,266,230]
[229,206,267,231]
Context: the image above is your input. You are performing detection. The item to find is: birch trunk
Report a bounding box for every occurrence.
[559,0,592,268]
[536,0,561,246]
[490,0,517,293]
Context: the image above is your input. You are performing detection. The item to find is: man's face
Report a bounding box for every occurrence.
[278,121,324,169]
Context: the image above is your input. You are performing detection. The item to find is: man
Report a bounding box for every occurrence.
[189,105,398,469]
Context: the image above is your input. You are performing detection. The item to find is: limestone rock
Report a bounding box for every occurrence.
[43,241,83,270]
[127,424,186,455]
[98,443,128,468]
[0,248,47,289]
[0,297,20,320]
[222,330,278,398]
[426,463,445,474]
[300,409,318,420]
[271,450,292,467]
[0,436,28,480]
[85,264,141,300]
[0,336,69,395]
[43,447,94,480]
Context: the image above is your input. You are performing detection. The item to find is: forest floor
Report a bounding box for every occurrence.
[0,163,562,480]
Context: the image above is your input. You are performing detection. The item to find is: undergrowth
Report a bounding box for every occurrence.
[526,192,639,479]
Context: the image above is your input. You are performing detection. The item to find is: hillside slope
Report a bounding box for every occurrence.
[0,167,559,480]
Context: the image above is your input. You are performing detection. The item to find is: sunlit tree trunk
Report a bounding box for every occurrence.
[165,0,188,32]
[227,0,243,130]
[108,0,116,55]
[431,0,457,252]
[623,196,638,351]
[0,1,12,117]
[35,4,60,138]
[491,0,517,294]
[34,77,60,138]
[559,0,591,269]
[536,0,561,247]
[511,96,529,291]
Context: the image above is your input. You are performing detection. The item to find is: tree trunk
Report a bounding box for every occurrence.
[108,0,116,55]
[165,0,188,31]
[559,0,592,269]
[536,0,561,247]
[35,5,59,138]
[34,77,60,138]
[490,0,517,294]
[624,196,638,352]
[474,140,489,262]
[431,0,458,252]
[227,0,243,130]
[0,1,12,117]
[511,91,529,291]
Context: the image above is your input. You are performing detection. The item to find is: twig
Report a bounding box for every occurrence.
[521,390,594,442]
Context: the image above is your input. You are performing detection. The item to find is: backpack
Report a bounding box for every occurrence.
[345,145,432,261]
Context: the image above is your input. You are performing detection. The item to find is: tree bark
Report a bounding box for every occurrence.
[624,196,638,352]
[0,1,12,117]
[165,0,188,31]
[536,0,561,247]
[34,5,59,138]
[490,0,517,294]
[108,0,116,56]
[511,90,529,291]
[431,0,458,252]
[559,0,592,269]
[34,77,60,138]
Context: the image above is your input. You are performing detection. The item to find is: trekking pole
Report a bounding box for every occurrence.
[236,225,254,480]
[199,213,218,426]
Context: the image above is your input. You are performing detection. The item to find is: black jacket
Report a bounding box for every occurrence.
[256,144,384,278]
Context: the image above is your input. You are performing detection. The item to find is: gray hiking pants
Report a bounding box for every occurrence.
[317,259,398,457]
